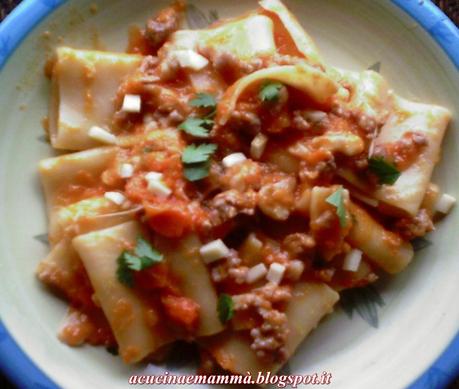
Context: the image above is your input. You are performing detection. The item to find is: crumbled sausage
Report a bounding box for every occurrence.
[233,283,292,362]
[282,233,315,258]
[373,131,428,170]
[144,1,185,53]
[139,55,160,78]
[394,208,434,240]
[258,177,296,221]
[207,189,258,226]
[143,84,188,114]
[298,157,336,182]
[209,50,263,83]
[210,250,247,284]
[228,267,249,284]
[354,112,377,132]
[291,110,328,132]
[225,102,262,136]
[263,242,291,267]
[220,160,263,192]
[291,110,311,131]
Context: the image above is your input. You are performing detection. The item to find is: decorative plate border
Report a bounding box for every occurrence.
[0,0,457,388]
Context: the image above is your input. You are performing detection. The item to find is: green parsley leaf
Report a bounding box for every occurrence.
[184,161,211,182]
[116,236,163,287]
[179,117,213,138]
[326,187,347,228]
[217,293,234,323]
[116,253,135,287]
[259,81,283,102]
[368,157,401,185]
[135,236,163,264]
[189,93,217,109]
[182,143,217,164]
[182,143,217,181]
[123,251,143,271]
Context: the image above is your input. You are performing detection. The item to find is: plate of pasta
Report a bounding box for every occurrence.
[0,0,458,388]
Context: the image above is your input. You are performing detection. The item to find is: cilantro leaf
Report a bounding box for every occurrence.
[190,93,216,109]
[182,143,217,164]
[326,187,347,228]
[184,161,211,182]
[368,157,401,185]
[182,143,217,181]
[179,117,213,138]
[116,236,163,287]
[217,293,234,323]
[259,81,283,102]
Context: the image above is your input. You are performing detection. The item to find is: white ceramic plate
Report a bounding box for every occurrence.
[0,1,458,388]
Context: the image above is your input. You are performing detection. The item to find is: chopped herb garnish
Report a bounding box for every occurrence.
[259,81,283,102]
[120,251,145,272]
[217,293,234,323]
[182,143,217,181]
[135,236,163,263]
[182,143,217,164]
[143,147,153,153]
[190,93,217,109]
[116,255,135,287]
[368,157,401,185]
[116,236,163,287]
[184,161,211,182]
[326,187,347,228]
[179,117,214,138]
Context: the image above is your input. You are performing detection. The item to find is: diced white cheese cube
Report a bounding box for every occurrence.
[200,239,230,264]
[250,133,268,160]
[246,263,268,284]
[119,163,134,178]
[343,249,363,272]
[145,171,170,197]
[222,153,247,168]
[104,191,126,205]
[287,260,304,281]
[88,126,117,145]
[435,193,456,214]
[146,178,171,198]
[121,94,142,113]
[266,263,286,284]
[145,171,164,182]
[173,50,209,71]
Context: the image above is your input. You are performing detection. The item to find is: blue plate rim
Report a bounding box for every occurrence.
[0,0,458,388]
